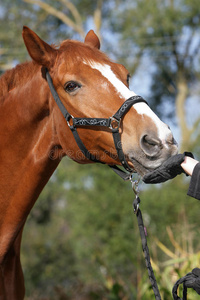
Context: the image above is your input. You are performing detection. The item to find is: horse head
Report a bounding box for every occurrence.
[22,27,178,176]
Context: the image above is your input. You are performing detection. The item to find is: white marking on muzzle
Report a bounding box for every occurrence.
[84,61,172,142]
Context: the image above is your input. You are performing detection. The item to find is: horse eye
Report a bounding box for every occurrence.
[64,81,81,93]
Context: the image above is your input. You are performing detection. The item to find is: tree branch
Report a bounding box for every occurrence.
[183,29,194,62]
[59,0,83,27]
[175,75,190,151]
[168,34,181,70]
[190,115,200,136]
[93,0,102,38]
[23,0,85,38]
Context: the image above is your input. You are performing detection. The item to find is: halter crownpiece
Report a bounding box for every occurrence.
[45,69,148,179]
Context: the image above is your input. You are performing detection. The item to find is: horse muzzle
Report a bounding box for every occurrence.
[129,132,178,176]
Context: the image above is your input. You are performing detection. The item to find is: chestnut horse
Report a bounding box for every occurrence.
[0,26,178,299]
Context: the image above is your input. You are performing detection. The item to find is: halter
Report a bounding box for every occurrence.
[46,69,148,179]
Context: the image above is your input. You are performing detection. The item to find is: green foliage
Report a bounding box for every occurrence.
[114,0,200,121]
[22,160,140,299]
[138,212,200,300]
[21,158,200,299]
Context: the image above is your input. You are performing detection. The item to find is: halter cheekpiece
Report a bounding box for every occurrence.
[45,69,148,179]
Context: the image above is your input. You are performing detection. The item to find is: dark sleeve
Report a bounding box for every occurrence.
[187,163,200,200]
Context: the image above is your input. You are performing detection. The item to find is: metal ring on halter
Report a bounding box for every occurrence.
[67,115,74,128]
[109,117,121,131]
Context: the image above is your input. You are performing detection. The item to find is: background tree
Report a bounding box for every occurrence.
[114,0,200,152]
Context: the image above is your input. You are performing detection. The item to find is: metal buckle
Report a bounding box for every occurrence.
[133,200,140,215]
[109,117,121,130]
[131,179,140,196]
[67,115,74,128]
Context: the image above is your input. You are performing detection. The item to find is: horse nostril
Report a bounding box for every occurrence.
[140,134,161,157]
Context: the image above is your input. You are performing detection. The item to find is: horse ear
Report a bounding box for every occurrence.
[22,26,57,68]
[84,30,100,49]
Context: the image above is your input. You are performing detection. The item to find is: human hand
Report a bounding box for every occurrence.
[143,152,194,184]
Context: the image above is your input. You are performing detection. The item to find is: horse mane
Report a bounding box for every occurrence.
[0,61,39,101]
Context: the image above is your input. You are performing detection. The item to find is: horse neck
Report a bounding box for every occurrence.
[0,63,61,217]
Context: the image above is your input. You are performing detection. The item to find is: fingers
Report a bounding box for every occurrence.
[143,170,169,184]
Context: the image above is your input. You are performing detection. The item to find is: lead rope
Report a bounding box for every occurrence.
[131,178,162,300]
[131,180,200,300]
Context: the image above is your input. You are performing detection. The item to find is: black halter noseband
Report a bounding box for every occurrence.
[46,69,148,179]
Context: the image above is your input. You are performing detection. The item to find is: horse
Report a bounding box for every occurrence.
[0,26,178,299]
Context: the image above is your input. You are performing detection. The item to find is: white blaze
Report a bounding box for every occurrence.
[84,61,172,142]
